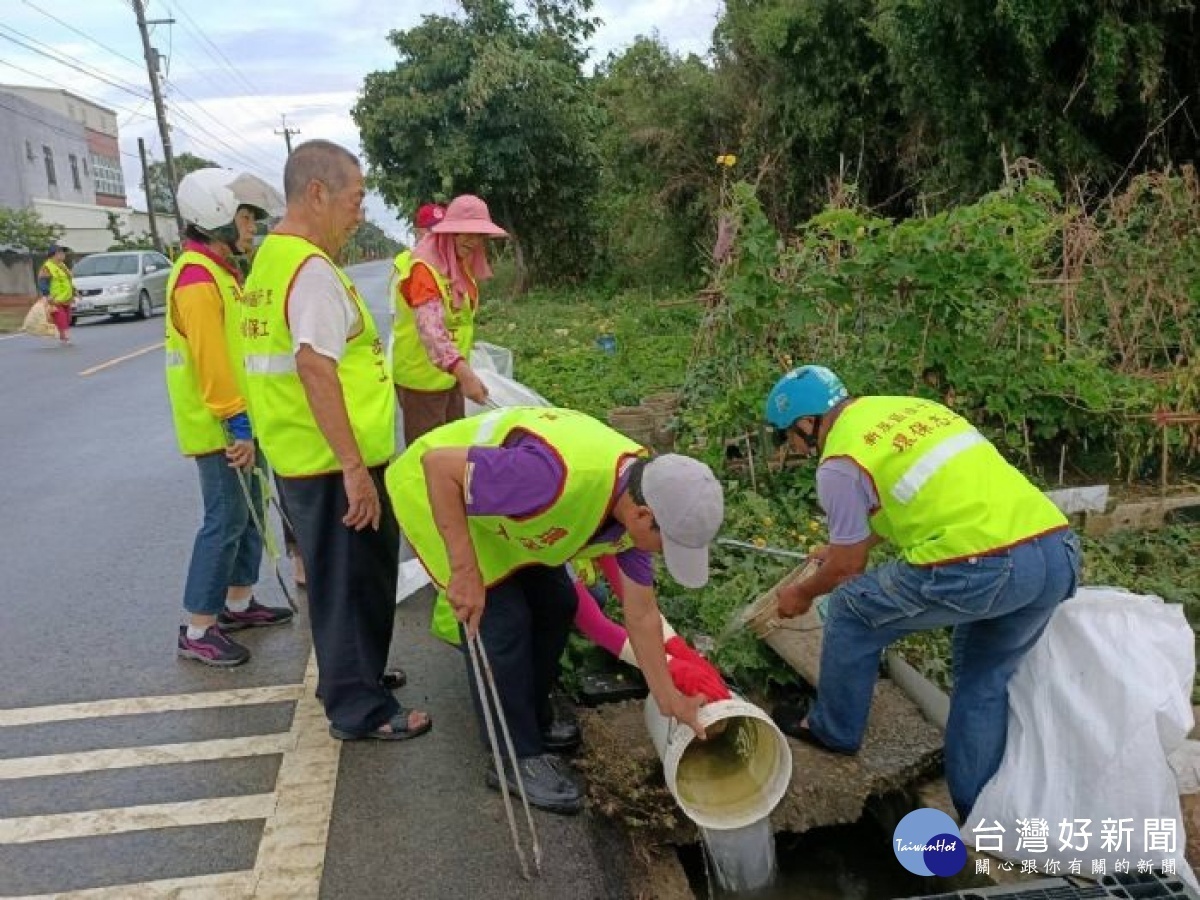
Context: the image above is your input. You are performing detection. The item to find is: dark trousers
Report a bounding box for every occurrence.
[279,467,400,735]
[463,565,578,758]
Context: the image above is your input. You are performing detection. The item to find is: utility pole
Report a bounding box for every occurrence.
[275,114,300,155]
[137,138,163,253]
[131,0,184,240]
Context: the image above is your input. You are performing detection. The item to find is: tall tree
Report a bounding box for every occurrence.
[353,0,602,287]
[592,38,734,286]
[872,0,1200,202]
[142,152,219,215]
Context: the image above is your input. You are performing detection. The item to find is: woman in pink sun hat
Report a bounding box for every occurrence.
[390,194,509,445]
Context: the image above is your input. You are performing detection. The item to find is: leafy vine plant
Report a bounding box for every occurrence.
[683,169,1197,490]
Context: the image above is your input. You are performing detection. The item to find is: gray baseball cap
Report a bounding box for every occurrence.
[641,454,724,589]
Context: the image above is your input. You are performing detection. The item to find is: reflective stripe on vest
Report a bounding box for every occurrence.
[391,255,476,391]
[163,250,247,456]
[386,407,644,644]
[44,259,73,303]
[890,429,987,504]
[242,234,394,476]
[821,397,1067,565]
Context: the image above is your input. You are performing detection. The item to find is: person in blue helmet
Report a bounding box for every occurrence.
[763,365,1081,819]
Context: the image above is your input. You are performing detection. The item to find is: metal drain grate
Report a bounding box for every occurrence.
[899,872,1197,900]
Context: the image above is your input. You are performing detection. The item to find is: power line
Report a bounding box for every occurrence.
[0,25,151,102]
[164,2,272,108]
[20,0,145,70]
[0,57,155,132]
[165,79,285,169]
[0,95,142,162]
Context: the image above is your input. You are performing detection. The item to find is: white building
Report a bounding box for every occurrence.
[0,86,176,256]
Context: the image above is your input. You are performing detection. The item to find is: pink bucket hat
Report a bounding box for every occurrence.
[431,195,508,238]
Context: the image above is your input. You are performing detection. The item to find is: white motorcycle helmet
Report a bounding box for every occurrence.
[175,168,284,251]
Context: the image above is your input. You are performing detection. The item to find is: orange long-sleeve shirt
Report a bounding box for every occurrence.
[169,242,246,421]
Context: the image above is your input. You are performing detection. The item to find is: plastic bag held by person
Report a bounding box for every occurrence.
[23,299,58,338]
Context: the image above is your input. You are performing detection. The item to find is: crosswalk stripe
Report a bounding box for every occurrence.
[249,653,340,899]
[5,870,255,899]
[0,794,276,845]
[0,685,304,728]
[0,733,295,780]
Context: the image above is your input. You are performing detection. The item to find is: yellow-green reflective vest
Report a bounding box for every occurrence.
[387,406,644,643]
[43,259,73,304]
[391,254,475,391]
[821,397,1067,565]
[241,234,394,477]
[164,251,247,455]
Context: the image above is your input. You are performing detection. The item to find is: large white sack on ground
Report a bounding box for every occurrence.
[963,587,1196,887]
[465,369,552,415]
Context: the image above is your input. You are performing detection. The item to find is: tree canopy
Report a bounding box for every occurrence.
[353,0,602,287]
[352,0,1199,286]
[0,207,63,254]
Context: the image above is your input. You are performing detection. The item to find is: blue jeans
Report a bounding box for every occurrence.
[807,529,1081,818]
[182,450,263,616]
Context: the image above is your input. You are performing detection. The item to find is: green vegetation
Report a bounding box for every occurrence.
[0,207,62,253]
[473,166,1200,698]
[367,0,1199,698]
[356,0,1199,290]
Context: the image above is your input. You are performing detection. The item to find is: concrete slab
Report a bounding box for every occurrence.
[578,679,943,845]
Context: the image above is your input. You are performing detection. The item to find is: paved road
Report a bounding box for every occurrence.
[0,260,628,899]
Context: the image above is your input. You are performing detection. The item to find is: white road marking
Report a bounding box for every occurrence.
[0,733,294,780]
[0,794,276,844]
[0,685,304,728]
[0,655,340,898]
[249,653,340,899]
[78,341,163,377]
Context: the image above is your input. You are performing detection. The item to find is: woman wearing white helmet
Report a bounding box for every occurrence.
[166,167,294,667]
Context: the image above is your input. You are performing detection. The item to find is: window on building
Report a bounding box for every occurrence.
[69,154,81,191]
[25,140,34,162]
[43,146,56,186]
[82,157,88,176]
[90,153,125,197]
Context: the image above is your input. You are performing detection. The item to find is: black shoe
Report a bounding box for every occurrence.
[540,693,581,753]
[771,698,857,756]
[486,754,584,815]
[381,668,407,690]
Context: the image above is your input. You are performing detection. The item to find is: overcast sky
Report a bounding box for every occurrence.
[1,0,721,238]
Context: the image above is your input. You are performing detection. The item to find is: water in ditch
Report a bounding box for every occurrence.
[699,819,778,893]
[681,799,956,899]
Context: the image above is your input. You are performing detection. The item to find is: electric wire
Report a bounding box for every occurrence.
[0,25,151,102]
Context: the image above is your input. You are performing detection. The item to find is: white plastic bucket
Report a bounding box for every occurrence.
[644,694,792,831]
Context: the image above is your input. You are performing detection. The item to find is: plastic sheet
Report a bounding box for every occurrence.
[964,587,1197,887]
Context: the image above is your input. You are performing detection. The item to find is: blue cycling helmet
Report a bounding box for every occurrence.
[765,365,849,429]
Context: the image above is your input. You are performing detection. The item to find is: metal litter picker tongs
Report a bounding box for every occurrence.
[466,630,543,879]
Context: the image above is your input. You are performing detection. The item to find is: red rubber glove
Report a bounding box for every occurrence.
[665,636,732,701]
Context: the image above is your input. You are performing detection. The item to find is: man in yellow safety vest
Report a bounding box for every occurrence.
[387,406,724,814]
[241,140,431,744]
[764,365,1081,819]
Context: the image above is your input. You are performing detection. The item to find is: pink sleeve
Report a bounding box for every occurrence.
[572,574,628,658]
[598,555,626,600]
[413,301,465,372]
